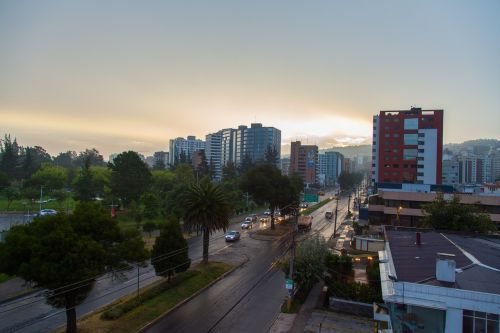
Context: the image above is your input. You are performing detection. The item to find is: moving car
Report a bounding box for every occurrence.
[263,209,272,216]
[241,220,252,229]
[225,230,241,242]
[245,214,258,223]
[325,211,333,219]
[300,203,309,208]
[38,209,57,216]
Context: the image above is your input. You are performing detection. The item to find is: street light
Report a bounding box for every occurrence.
[333,196,340,238]
[395,206,403,226]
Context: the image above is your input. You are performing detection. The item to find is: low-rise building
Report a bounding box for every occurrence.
[368,183,500,227]
[377,227,500,333]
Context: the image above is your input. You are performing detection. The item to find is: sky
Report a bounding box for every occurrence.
[1,0,499,158]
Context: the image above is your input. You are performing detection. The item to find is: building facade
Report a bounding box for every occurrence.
[168,136,205,166]
[318,151,344,186]
[368,183,500,227]
[372,107,443,186]
[234,123,281,166]
[289,141,318,184]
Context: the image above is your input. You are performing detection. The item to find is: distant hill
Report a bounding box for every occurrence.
[320,145,371,158]
[444,139,500,154]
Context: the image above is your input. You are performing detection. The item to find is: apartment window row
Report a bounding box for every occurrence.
[463,310,498,333]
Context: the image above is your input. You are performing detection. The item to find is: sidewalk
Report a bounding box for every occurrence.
[0,277,38,304]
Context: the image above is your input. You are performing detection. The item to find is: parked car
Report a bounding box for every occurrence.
[241,220,253,229]
[318,191,325,196]
[38,209,57,216]
[325,211,333,219]
[225,230,241,242]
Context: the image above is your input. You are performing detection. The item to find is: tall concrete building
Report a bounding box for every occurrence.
[234,123,281,166]
[289,141,318,184]
[318,151,344,186]
[442,156,459,187]
[371,107,443,185]
[458,155,493,184]
[168,135,205,166]
[205,132,223,181]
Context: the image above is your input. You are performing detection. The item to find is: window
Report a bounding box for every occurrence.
[463,310,499,333]
[393,133,400,138]
[404,118,418,130]
[418,133,425,137]
[393,164,399,168]
[385,133,390,138]
[404,133,418,145]
[403,149,417,160]
[418,149,425,153]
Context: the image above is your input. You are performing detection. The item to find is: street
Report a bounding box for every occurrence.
[0,196,349,333]
[145,196,349,333]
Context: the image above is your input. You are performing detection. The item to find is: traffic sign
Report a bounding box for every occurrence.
[285,278,294,290]
[303,194,318,202]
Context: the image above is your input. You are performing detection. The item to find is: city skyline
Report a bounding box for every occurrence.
[1,1,499,157]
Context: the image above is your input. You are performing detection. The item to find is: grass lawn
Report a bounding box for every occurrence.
[301,197,333,216]
[0,273,11,283]
[0,196,77,213]
[67,261,232,333]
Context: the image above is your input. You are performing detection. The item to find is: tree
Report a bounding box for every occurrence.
[222,162,238,182]
[281,236,329,292]
[0,134,20,180]
[142,221,158,237]
[73,156,95,201]
[238,152,254,175]
[74,148,105,167]
[108,151,152,205]
[196,150,210,178]
[3,183,20,210]
[240,164,300,229]
[54,151,77,168]
[0,202,147,333]
[0,171,8,190]
[182,181,232,263]
[140,192,161,219]
[264,145,279,166]
[151,217,190,280]
[422,194,495,233]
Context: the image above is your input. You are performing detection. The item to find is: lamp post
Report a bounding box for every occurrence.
[347,192,352,215]
[333,195,340,238]
[395,206,403,226]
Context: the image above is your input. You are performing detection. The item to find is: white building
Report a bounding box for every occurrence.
[168,136,205,166]
[377,227,500,333]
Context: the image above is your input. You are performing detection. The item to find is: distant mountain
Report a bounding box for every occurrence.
[444,139,500,154]
[320,145,371,158]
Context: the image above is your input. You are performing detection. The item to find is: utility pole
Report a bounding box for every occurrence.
[333,196,339,238]
[347,192,351,215]
[39,186,43,212]
[287,209,298,311]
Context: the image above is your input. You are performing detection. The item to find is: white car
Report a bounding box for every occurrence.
[39,209,57,216]
[241,221,252,229]
[225,230,241,242]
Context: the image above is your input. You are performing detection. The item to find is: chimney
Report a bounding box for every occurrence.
[416,232,421,245]
[436,253,456,283]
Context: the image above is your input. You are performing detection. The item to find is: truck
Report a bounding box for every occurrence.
[298,215,313,231]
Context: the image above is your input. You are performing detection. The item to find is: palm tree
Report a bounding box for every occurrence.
[182,181,232,263]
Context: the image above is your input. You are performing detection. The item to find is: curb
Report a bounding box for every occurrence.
[137,256,249,333]
[0,288,41,306]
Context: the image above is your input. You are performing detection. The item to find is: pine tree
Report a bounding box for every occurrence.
[151,217,191,280]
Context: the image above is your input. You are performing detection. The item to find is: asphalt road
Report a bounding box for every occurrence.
[0,196,349,333]
[0,215,256,333]
[145,196,349,333]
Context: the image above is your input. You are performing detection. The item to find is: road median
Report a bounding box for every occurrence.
[54,261,240,333]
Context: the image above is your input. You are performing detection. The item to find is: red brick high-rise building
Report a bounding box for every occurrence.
[289,141,318,184]
[371,107,443,185]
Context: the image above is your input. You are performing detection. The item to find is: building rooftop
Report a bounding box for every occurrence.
[386,228,500,295]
